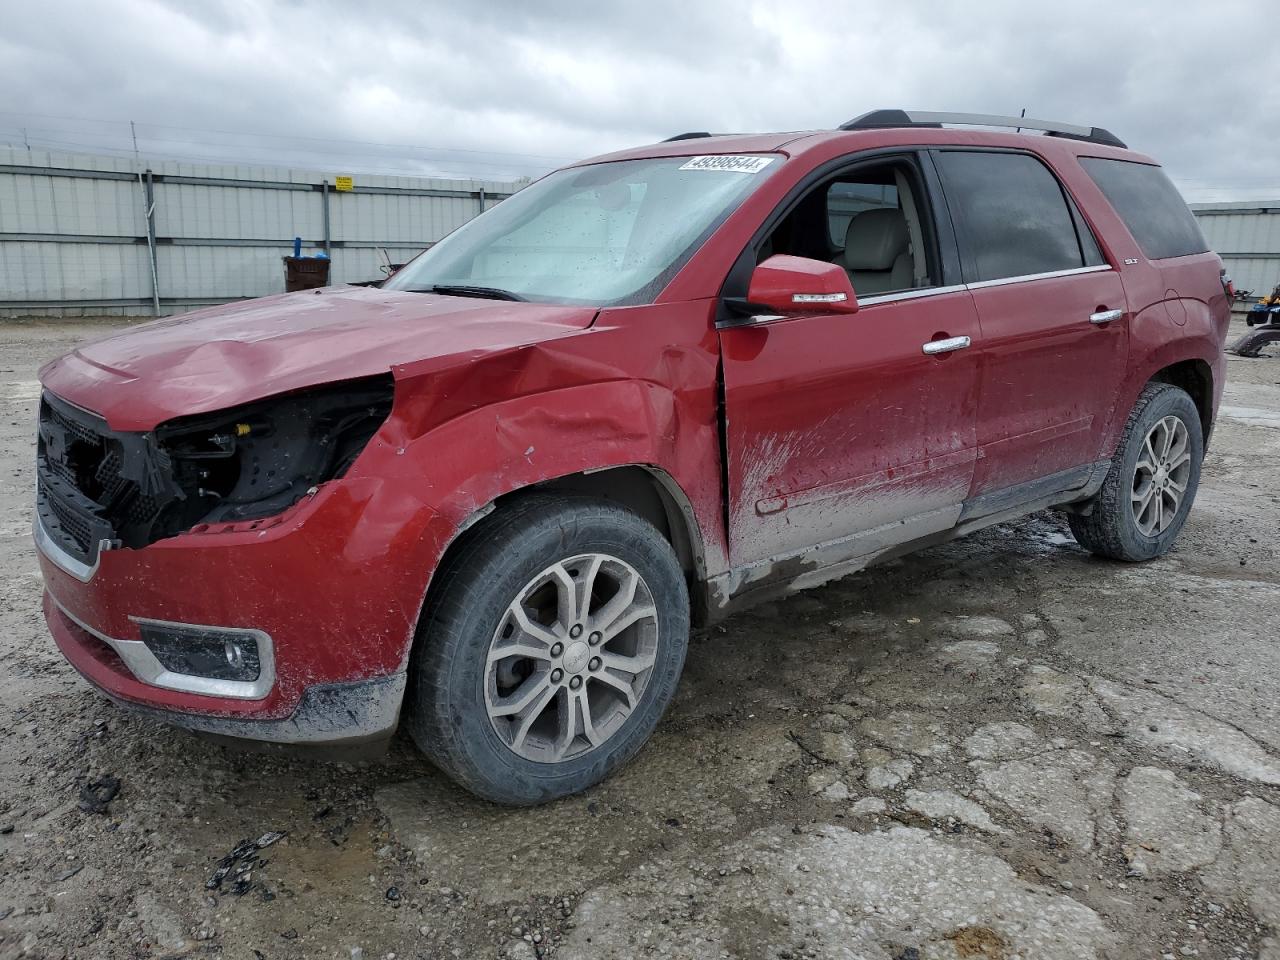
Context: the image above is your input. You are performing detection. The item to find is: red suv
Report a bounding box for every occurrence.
[35,110,1229,804]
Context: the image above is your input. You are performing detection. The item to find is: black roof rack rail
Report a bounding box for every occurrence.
[663,131,714,142]
[838,110,1126,149]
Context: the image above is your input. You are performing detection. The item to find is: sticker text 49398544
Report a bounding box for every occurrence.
[678,155,775,174]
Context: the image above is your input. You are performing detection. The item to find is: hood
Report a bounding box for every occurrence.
[38,286,598,431]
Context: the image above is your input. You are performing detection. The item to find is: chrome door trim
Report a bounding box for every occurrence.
[855,266,1112,310]
[857,284,968,307]
[965,264,1112,291]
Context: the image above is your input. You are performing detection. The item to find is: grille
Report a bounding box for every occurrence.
[45,486,93,552]
[36,392,163,565]
[36,469,116,565]
[44,398,103,446]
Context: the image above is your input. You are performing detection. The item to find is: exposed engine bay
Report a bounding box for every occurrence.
[36,375,393,564]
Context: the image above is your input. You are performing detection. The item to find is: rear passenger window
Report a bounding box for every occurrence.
[1080,157,1208,260]
[935,151,1089,283]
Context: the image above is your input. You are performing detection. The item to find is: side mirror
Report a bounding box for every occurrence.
[744,254,859,317]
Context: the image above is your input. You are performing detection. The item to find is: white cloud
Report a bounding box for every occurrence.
[1,0,1276,199]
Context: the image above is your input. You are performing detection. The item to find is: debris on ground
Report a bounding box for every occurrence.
[207,831,287,896]
[76,774,120,814]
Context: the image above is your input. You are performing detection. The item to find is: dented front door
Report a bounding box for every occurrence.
[718,288,982,569]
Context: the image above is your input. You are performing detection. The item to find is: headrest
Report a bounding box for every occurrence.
[843,208,909,271]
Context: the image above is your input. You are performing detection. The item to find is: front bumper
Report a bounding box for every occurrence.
[34,466,445,748]
[48,591,404,747]
[44,590,406,746]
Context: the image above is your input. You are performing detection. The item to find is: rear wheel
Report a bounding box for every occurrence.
[1067,382,1203,561]
[406,495,689,805]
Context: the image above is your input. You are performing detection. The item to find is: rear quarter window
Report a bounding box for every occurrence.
[1079,157,1208,261]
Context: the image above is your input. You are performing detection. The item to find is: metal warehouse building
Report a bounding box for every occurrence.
[1192,201,1280,301]
[4,144,1279,317]
[0,147,522,318]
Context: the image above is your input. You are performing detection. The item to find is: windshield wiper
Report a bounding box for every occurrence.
[409,284,527,302]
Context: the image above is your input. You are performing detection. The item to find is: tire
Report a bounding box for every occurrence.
[406,494,690,805]
[1068,382,1204,562]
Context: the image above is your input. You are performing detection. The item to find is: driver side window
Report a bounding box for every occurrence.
[760,158,937,298]
[827,181,898,246]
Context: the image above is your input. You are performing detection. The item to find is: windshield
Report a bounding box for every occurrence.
[383,154,779,306]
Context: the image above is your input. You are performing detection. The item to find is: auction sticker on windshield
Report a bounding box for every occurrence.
[678,155,775,174]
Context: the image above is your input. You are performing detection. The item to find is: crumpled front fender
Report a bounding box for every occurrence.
[346,300,727,666]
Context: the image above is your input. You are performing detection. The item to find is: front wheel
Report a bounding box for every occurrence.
[1068,382,1204,561]
[406,494,690,805]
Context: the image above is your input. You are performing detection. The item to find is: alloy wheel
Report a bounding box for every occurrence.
[1131,414,1192,537]
[484,553,659,763]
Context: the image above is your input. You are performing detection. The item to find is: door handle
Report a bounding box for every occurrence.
[1089,309,1123,325]
[921,335,971,355]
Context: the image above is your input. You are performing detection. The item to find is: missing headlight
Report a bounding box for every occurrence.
[151,374,395,537]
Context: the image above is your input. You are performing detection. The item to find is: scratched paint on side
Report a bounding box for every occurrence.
[732,467,972,573]
[726,413,976,567]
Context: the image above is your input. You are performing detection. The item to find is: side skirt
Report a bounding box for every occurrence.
[703,460,1109,622]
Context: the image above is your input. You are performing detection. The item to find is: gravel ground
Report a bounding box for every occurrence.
[1,319,1279,960]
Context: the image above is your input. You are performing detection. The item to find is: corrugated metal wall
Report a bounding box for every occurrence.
[1191,201,1280,299]
[0,147,521,317]
[8,148,1274,316]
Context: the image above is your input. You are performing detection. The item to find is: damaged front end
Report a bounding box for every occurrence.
[36,375,394,573]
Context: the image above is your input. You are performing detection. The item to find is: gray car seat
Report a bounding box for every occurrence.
[836,208,913,295]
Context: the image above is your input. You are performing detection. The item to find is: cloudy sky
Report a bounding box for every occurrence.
[2,0,1277,200]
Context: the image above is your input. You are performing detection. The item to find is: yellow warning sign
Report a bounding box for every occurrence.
[334,176,354,192]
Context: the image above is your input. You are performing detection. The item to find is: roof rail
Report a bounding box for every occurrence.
[663,132,714,142]
[838,110,1126,149]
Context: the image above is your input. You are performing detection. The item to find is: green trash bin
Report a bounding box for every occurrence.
[283,256,330,292]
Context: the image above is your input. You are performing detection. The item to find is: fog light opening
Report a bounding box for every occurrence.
[137,621,264,683]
